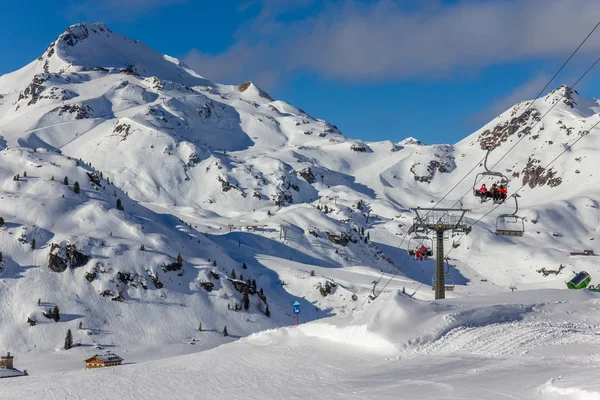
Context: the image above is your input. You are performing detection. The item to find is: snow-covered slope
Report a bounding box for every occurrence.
[2,22,600,385]
[4,290,600,399]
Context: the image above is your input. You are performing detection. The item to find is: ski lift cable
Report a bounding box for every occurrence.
[376,103,593,301]
[446,114,600,257]
[425,48,600,234]
[365,23,600,305]
[412,19,600,223]
[404,37,600,261]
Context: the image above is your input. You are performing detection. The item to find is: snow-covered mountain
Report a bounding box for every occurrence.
[1,22,600,377]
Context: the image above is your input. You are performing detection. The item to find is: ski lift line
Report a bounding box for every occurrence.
[362,23,600,307]
[394,23,600,267]
[448,116,600,253]
[407,50,600,253]
[426,20,599,211]
[375,107,600,302]
[486,52,600,178]
[443,51,600,219]
[418,18,600,219]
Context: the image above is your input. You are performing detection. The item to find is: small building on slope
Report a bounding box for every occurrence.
[0,352,26,378]
[84,352,124,369]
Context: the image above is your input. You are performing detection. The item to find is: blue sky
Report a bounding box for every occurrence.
[1,0,600,144]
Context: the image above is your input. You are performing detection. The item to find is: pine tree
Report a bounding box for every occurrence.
[240,273,244,281]
[177,253,183,265]
[51,176,55,181]
[37,298,41,306]
[231,269,236,279]
[265,305,271,317]
[31,239,36,250]
[116,198,124,211]
[310,270,315,277]
[267,210,272,216]
[64,329,73,350]
[52,306,60,322]
[366,232,370,242]
[324,205,329,213]
[140,244,145,251]
[212,260,217,267]
[223,326,228,336]
[73,181,80,194]
[251,279,257,290]
[242,262,247,269]
[64,176,69,186]
[0,216,4,227]
[23,171,27,178]
[78,321,83,329]
[242,291,250,311]
[198,322,202,331]
[0,251,3,263]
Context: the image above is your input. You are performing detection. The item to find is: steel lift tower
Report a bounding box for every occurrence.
[409,207,471,300]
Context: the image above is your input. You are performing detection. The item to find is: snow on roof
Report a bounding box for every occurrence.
[0,369,25,378]
[85,353,123,363]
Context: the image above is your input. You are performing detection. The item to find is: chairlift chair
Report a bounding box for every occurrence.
[408,235,434,257]
[495,194,525,237]
[473,149,510,203]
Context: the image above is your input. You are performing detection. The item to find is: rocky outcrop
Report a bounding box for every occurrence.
[478,108,541,150]
[47,242,89,272]
[521,157,562,188]
[56,104,93,119]
[299,167,316,184]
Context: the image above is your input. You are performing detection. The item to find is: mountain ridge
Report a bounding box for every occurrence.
[1,22,600,372]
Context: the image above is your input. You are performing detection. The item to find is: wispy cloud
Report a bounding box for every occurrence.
[472,73,551,125]
[183,0,600,87]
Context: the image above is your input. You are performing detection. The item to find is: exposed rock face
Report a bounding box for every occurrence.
[521,157,562,188]
[299,167,316,184]
[18,74,49,106]
[47,242,90,272]
[56,104,93,119]
[478,108,541,150]
[114,122,132,141]
[410,159,454,183]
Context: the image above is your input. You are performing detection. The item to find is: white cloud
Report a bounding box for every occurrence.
[472,73,552,124]
[183,0,600,85]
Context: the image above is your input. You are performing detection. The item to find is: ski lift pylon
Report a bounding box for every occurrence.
[495,194,525,237]
[432,258,455,291]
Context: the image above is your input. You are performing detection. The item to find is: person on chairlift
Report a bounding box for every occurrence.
[490,183,498,199]
[420,245,427,257]
[498,184,507,201]
[414,248,421,260]
[478,183,487,197]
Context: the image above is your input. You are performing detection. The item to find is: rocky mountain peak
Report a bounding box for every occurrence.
[236,81,273,102]
[544,84,579,108]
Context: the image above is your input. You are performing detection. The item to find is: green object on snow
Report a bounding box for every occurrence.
[566,271,591,290]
